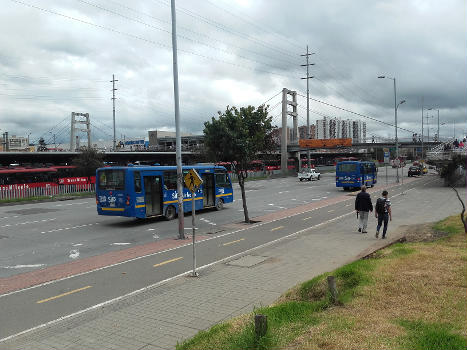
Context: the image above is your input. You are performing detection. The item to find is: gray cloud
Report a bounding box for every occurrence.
[0,0,465,145]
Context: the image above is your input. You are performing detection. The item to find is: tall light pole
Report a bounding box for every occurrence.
[170,0,185,239]
[378,75,405,183]
[428,108,440,141]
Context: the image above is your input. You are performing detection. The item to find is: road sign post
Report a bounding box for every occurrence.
[383,148,389,185]
[184,169,203,277]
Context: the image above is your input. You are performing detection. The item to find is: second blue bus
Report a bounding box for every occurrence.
[336,161,377,190]
[96,165,233,220]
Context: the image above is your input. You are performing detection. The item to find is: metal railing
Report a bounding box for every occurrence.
[0,184,95,201]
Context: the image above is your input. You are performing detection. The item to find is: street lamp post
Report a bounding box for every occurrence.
[378,75,405,183]
[428,108,440,141]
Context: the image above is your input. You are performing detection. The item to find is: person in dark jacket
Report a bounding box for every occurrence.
[354,185,373,233]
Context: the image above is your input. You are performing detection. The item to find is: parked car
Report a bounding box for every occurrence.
[408,166,421,177]
[298,168,321,181]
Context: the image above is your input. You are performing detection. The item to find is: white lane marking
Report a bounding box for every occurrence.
[0,184,416,301]
[0,216,19,220]
[147,228,156,231]
[321,196,328,199]
[72,243,83,247]
[0,264,45,269]
[55,205,62,207]
[268,203,274,206]
[0,209,357,344]
[277,206,286,209]
[312,199,320,201]
[69,249,80,259]
[153,234,160,239]
[0,218,56,228]
[291,198,297,201]
[111,243,131,246]
[41,223,99,234]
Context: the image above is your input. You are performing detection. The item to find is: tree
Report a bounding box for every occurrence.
[37,137,48,152]
[72,148,104,177]
[203,105,276,223]
[438,154,467,233]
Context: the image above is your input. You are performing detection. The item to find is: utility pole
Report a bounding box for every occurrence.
[170,0,185,239]
[421,97,424,159]
[111,74,118,151]
[425,115,431,141]
[437,109,439,141]
[301,46,314,169]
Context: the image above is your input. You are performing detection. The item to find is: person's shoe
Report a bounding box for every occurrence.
[362,230,367,233]
[358,228,361,232]
[382,236,386,239]
[375,231,379,238]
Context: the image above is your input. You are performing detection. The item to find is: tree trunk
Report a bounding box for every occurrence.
[238,171,250,223]
[450,186,467,234]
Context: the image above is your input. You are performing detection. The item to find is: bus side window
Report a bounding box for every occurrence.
[134,171,142,192]
[163,171,177,190]
[215,172,231,188]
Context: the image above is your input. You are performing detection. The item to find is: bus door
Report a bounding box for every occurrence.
[202,173,215,207]
[143,176,162,217]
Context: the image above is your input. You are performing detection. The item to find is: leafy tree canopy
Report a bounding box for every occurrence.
[72,148,104,177]
[203,105,276,170]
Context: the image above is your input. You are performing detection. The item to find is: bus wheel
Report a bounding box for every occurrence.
[215,198,224,211]
[165,205,176,220]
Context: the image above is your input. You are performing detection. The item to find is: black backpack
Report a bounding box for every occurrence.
[376,198,386,214]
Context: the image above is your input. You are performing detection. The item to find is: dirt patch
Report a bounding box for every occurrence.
[403,223,451,242]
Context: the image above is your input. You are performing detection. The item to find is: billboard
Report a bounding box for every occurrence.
[299,138,352,148]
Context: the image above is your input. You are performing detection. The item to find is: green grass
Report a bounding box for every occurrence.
[433,214,466,235]
[398,320,467,350]
[386,243,416,258]
[177,215,466,350]
[178,256,378,350]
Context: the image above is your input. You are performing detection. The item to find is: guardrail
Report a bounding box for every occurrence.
[0,184,95,201]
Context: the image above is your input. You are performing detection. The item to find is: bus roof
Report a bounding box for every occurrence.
[96,165,228,172]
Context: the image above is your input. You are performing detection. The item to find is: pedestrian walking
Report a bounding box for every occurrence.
[375,190,392,239]
[354,185,373,233]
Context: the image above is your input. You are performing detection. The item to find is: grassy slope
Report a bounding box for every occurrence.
[177,215,467,350]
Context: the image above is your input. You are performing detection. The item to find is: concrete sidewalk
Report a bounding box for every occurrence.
[2,176,465,350]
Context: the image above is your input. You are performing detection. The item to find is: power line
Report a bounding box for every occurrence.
[204,0,303,52]
[296,92,416,134]
[79,0,296,68]
[149,0,301,62]
[9,0,296,79]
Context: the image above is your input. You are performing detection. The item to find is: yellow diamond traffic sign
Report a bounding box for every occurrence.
[184,169,203,192]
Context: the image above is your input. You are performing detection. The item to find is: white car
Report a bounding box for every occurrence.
[298,168,321,181]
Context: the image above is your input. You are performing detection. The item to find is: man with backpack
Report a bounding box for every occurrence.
[355,185,373,233]
[375,190,392,239]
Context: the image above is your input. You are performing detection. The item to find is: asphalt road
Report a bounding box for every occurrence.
[0,169,373,278]
[0,166,426,339]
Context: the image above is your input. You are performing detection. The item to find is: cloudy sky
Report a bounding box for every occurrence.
[1,0,466,146]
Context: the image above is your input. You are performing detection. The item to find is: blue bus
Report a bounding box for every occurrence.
[96,165,233,220]
[336,161,377,190]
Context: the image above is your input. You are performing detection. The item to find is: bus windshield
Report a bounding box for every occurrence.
[98,169,125,190]
[337,163,358,173]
